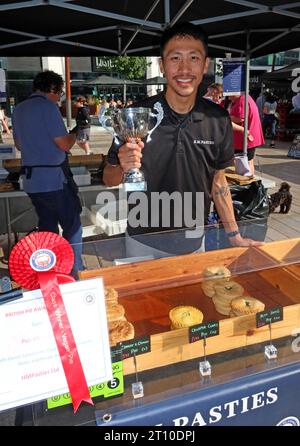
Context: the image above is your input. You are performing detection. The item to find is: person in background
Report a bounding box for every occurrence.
[291,91,300,113]
[12,70,84,277]
[108,98,117,110]
[74,95,92,155]
[0,108,4,143]
[256,90,266,122]
[126,98,133,107]
[262,92,278,148]
[103,21,261,258]
[228,93,265,176]
[98,98,109,124]
[0,106,10,143]
[203,82,223,104]
[116,99,124,109]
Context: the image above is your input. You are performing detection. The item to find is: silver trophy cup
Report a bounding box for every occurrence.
[101,107,159,191]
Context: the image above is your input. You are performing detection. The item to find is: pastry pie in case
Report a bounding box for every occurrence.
[169,305,203,329]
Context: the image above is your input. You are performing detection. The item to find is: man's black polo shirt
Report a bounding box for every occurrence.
[107,92,234,252]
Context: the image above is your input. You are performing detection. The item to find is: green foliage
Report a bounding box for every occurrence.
[112,56,149,80]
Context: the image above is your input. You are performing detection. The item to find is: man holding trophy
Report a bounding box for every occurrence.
[103,22,261,258]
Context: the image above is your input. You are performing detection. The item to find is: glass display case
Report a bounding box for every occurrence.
[3,223,300,426]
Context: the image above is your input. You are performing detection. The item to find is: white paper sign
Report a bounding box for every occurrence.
[0,278,112,412]
[0,68,6,102]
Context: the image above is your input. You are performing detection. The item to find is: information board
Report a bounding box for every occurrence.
[223,58,246,96]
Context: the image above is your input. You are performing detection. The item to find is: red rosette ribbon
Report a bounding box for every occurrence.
[9,231,93,413]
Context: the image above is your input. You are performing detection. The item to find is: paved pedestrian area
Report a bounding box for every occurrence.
[1,124,300,249]
[254,141,300,242]
[0,124,300,424]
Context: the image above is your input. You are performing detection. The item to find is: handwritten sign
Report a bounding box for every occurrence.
[120,336,151,360]
[256,307,283,328]
[189,321,219,343]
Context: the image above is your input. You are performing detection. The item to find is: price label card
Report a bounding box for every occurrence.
[189,321,219,343]
[120,336,151,360]
[256,307,283,328]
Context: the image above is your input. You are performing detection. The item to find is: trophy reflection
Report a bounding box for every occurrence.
[101,107,157,191]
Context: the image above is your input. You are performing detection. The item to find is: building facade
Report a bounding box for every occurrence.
[0,51,299,114]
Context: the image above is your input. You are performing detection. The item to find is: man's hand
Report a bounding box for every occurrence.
[118,139,144,173]
[247,131,254,142]
[228,233,264,247]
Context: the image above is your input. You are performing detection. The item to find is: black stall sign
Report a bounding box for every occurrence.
[189,321,219,344]
[120,336,151,360]
[92,57,116,72]
[256,307,283,328]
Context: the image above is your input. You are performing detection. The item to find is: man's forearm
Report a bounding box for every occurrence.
[232,121,244,133]
[212,171,239,234]
[212,172,263,247]
[103,164,124,186]
[54,133,76,152]
[62,133,76,151]
[213,191,239,233]
[231,115,242,125]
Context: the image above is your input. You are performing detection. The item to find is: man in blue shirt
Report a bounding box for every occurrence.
[12,70,84,275]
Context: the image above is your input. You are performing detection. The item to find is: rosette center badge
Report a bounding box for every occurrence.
[30,249,57,272]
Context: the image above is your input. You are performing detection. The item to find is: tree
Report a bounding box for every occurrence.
[112,56,149,80]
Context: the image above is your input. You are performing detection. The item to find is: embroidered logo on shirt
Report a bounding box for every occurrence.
[147,101,164,142]
[194,140,215,145]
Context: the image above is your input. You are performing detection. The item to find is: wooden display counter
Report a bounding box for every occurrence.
[79,240,300,376]
[258,237,300,282]
[3,154,104,173]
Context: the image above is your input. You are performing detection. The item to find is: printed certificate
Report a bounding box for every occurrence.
[0,278,112,411]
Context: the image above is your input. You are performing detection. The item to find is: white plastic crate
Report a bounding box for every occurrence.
[71,166,91,186]
[90,199,127,236]
[80,206,103,238]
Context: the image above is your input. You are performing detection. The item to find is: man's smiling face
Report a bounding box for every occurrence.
[159,35,210,100]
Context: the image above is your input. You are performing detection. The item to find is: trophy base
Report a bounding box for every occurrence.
[123,181,147,192]
[123,169,147,192]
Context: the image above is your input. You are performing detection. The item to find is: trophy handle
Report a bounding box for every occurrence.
[147,101,164,142]
[99,109,120,145]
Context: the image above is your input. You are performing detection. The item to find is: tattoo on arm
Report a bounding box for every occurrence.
[214,186,230,198]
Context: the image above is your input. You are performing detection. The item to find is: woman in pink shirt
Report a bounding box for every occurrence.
[229,94,265,175]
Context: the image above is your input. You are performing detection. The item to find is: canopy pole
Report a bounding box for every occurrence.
[65,56,72,129]
[123,82,127,104]
[243,31,250,156]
